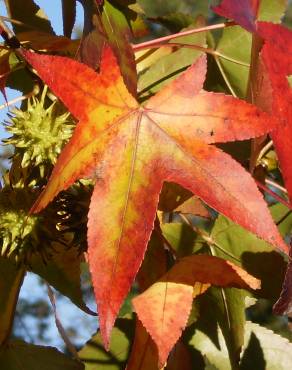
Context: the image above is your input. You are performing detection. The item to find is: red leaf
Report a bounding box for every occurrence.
[213,0,260,32]
[257,22,292,202]
[126,319,159,370]
[133,254,260,366]
[213,5,292,203]
[273,244,292,315]
[0,50,11,100]
[22,47,287,349]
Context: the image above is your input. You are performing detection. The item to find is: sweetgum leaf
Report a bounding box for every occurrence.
[220,13,292,317]
[175,196,211,218]
[0,49,11,100]
[211,212,287,301]
[259,0,288,23]
[257,23,292,203]
[214,0,288,98]
[78,317,134,370]
[0,340,83,370]
[127,230,166,369]
[0,258,24,345]
[136,228,167,291]
[78,0,137,96]
[158,182,193,212]
[126,319,159,370]
[161,222,206,258]
[4,0,54,34]
[205,287,246,369]
[137,0,208,19]
[213,0,260,32]
[213,0,287,31]
[151,13,195,33]
[166,342,192,370]
[128,337,193,370]
[138,17,206,95]
[29,243,95,315]
[213,2,292,208]
[215,26,251,98]
[273,245,292,315]
[241,321,292,369]
[101,0,137,97]
[213,0,292,212]
[22,47,287,348]
[17,31,78,54]
[61,0,77,38]
[133,254,260,366]
[187,320,292,370]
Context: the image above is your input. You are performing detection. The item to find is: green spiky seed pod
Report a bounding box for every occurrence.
[0,181,64,263]
[3,86,74,181]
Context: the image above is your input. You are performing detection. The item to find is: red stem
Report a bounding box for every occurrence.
[132,21,235,52]
[255,180,292,210]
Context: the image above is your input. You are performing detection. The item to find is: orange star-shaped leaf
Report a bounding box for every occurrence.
[22,46,287,347]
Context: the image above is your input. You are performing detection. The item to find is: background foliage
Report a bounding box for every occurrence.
[1,0,292,369]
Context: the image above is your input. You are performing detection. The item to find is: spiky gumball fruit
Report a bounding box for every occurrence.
[4,86,74,181]
[0,180,63,263]
[57,179,94,252]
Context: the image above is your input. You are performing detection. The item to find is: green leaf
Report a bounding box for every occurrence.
[200,287,246,370]
[150,13,195,33]
[161,222,205,257]
[137,0,209,18]
[215,26,251,98]
[138,17,206,95]
[270,203,292,238]
[204,206,290,367]
[240,332,265,370]
[78,0,137,96]
[29,243,94,315]
[102,0,137,97]
[0,340,83,370]
[211,213,287,301]
[187,320,292,370]
[0,257,24,344]
[240,321,292,370]
[6,52,34,93]
[215,0,288,98]
[4,0,54,34]
[78,317,135,369]
[186,318,230,370]
[258,0,288,23]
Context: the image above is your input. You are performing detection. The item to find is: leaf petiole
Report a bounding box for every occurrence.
[132,21,235,52]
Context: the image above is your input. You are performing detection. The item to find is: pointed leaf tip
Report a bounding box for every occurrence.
[22,40,288,353]
[213,0,259,32]
[133,254,260,366]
